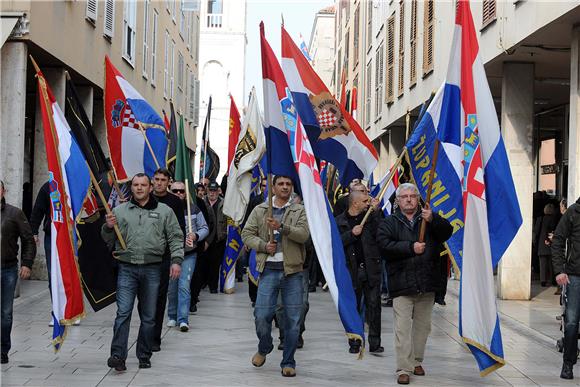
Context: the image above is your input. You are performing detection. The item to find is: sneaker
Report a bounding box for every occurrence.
[167,319,177,327]
[138,359,151,369]
[251,352,266,367]
[281,367,296,377]
[1,353,8,364]
[107,355,126,372]
[179,322,189,332]
[189,305,197,315]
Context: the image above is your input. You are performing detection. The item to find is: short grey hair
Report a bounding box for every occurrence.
[396,183,419,197]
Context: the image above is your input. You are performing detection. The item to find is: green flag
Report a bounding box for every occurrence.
[175,114,196,203]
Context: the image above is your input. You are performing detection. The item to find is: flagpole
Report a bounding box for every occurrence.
[359,148,407,227]
[88,168,127,250]
[418,140,440,243]
[138,122,161,169]
[185,178,193,234]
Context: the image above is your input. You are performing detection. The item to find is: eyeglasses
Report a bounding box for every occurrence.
[171,189,185,194]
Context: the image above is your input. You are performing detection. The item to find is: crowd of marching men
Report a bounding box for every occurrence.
[1,163,459,385]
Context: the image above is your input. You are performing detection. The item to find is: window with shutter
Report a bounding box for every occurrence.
[422,0,434,76]
[123,0,137,65]
[170,40,175,99]
[178,52,184,92]
[192,77,200,126]
[86,0,97,23]
[180,1,186,38]
[164,30,169,97]
[386,15,395,104]
[398,0,405,97]
[151,9,158,86]
[375,43,384,117]
[344,30,350,77]
[353,5,360,67]
[482,0,497,28]
[365,60,372,126]
[142,0,150,78]
[409,0,417,87]
[367,0,372,50]
[103,0,115,39]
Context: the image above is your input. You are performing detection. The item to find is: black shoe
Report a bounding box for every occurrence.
[151,344,161,352]
[541,281,547,287]
[369,346,384,353]
[251,302,256,308]
[297,335,304,349]
[561,362,574,379]
[236,277,243,283]
[107,355,126,371]
[278,341,284,350]
[1,353,8,364]
[308,286,316,293]
[189,304,197,314]
[382,299,393,307]
[210,289,218,294]
[139,359,151,369]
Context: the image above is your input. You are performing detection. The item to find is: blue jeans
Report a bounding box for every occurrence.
[564,275,580,365]
[278,269,310,340]
[254,269,303,369]
[168,253,197,324]
[111,262,161,361]
[1,266,18,355]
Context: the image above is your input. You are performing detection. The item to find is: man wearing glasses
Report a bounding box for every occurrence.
[377,183,452,385]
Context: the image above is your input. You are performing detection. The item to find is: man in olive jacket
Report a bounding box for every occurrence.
[552,197,580,380]
[241,175,309,378]
[377,183,452,385]
[102,173,183,372]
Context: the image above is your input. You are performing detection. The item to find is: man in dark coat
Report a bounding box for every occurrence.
[377,183,452,385]
[336,190,383,354]
[552,197,580,380]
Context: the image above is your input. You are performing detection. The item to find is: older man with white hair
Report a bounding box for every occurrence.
[377,183,452,385]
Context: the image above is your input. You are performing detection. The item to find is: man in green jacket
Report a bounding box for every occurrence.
[103,173,184,371]
[241,175,309,378]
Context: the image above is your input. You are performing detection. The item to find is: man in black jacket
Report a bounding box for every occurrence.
[336,190,383,354]
[377,183,452,385]
[151,168,186,352]
[552,197,580,380]
[1,181,36,364]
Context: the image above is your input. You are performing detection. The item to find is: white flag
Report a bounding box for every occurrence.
[223,88,266,224]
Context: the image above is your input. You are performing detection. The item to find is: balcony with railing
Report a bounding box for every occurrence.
[206,13,222,28]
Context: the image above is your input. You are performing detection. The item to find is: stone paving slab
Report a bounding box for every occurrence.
[1,279,577,386]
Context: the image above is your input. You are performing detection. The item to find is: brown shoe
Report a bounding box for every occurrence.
[397,374,410,384]
[281,367,296,377]
[251,352,266,367]
[414,365,425,376]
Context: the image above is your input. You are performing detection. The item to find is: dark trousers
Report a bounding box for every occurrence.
[206,241,225,292]
[249,277,258,303]
[110,262,160,361]
[1,266,18,355]
[44,233,52,292]
[153,259,170,348]
[351,276,381,349]
[564,275,580,365]
[190,252,205,306]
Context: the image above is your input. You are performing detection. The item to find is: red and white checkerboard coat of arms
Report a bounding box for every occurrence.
[309,91,351,139]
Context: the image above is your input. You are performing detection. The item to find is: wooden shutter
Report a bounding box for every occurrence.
[354,5,360,66]
[86,0,97,22]
[409,0,417,87]
[397,1,405,97]
[386,15,395,104]
[482,0,497,28]
[104,0,115,38]
[422,0,434,76]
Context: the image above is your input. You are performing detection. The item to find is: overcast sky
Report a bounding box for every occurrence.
[244,0,334,105]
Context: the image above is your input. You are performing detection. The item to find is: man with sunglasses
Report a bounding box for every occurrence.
[377,183,452,385]
[167,181,209,331]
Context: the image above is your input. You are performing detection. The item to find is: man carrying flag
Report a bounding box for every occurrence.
[33,60,91,351]
[255,22,365,370]
[403,0,522,377]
